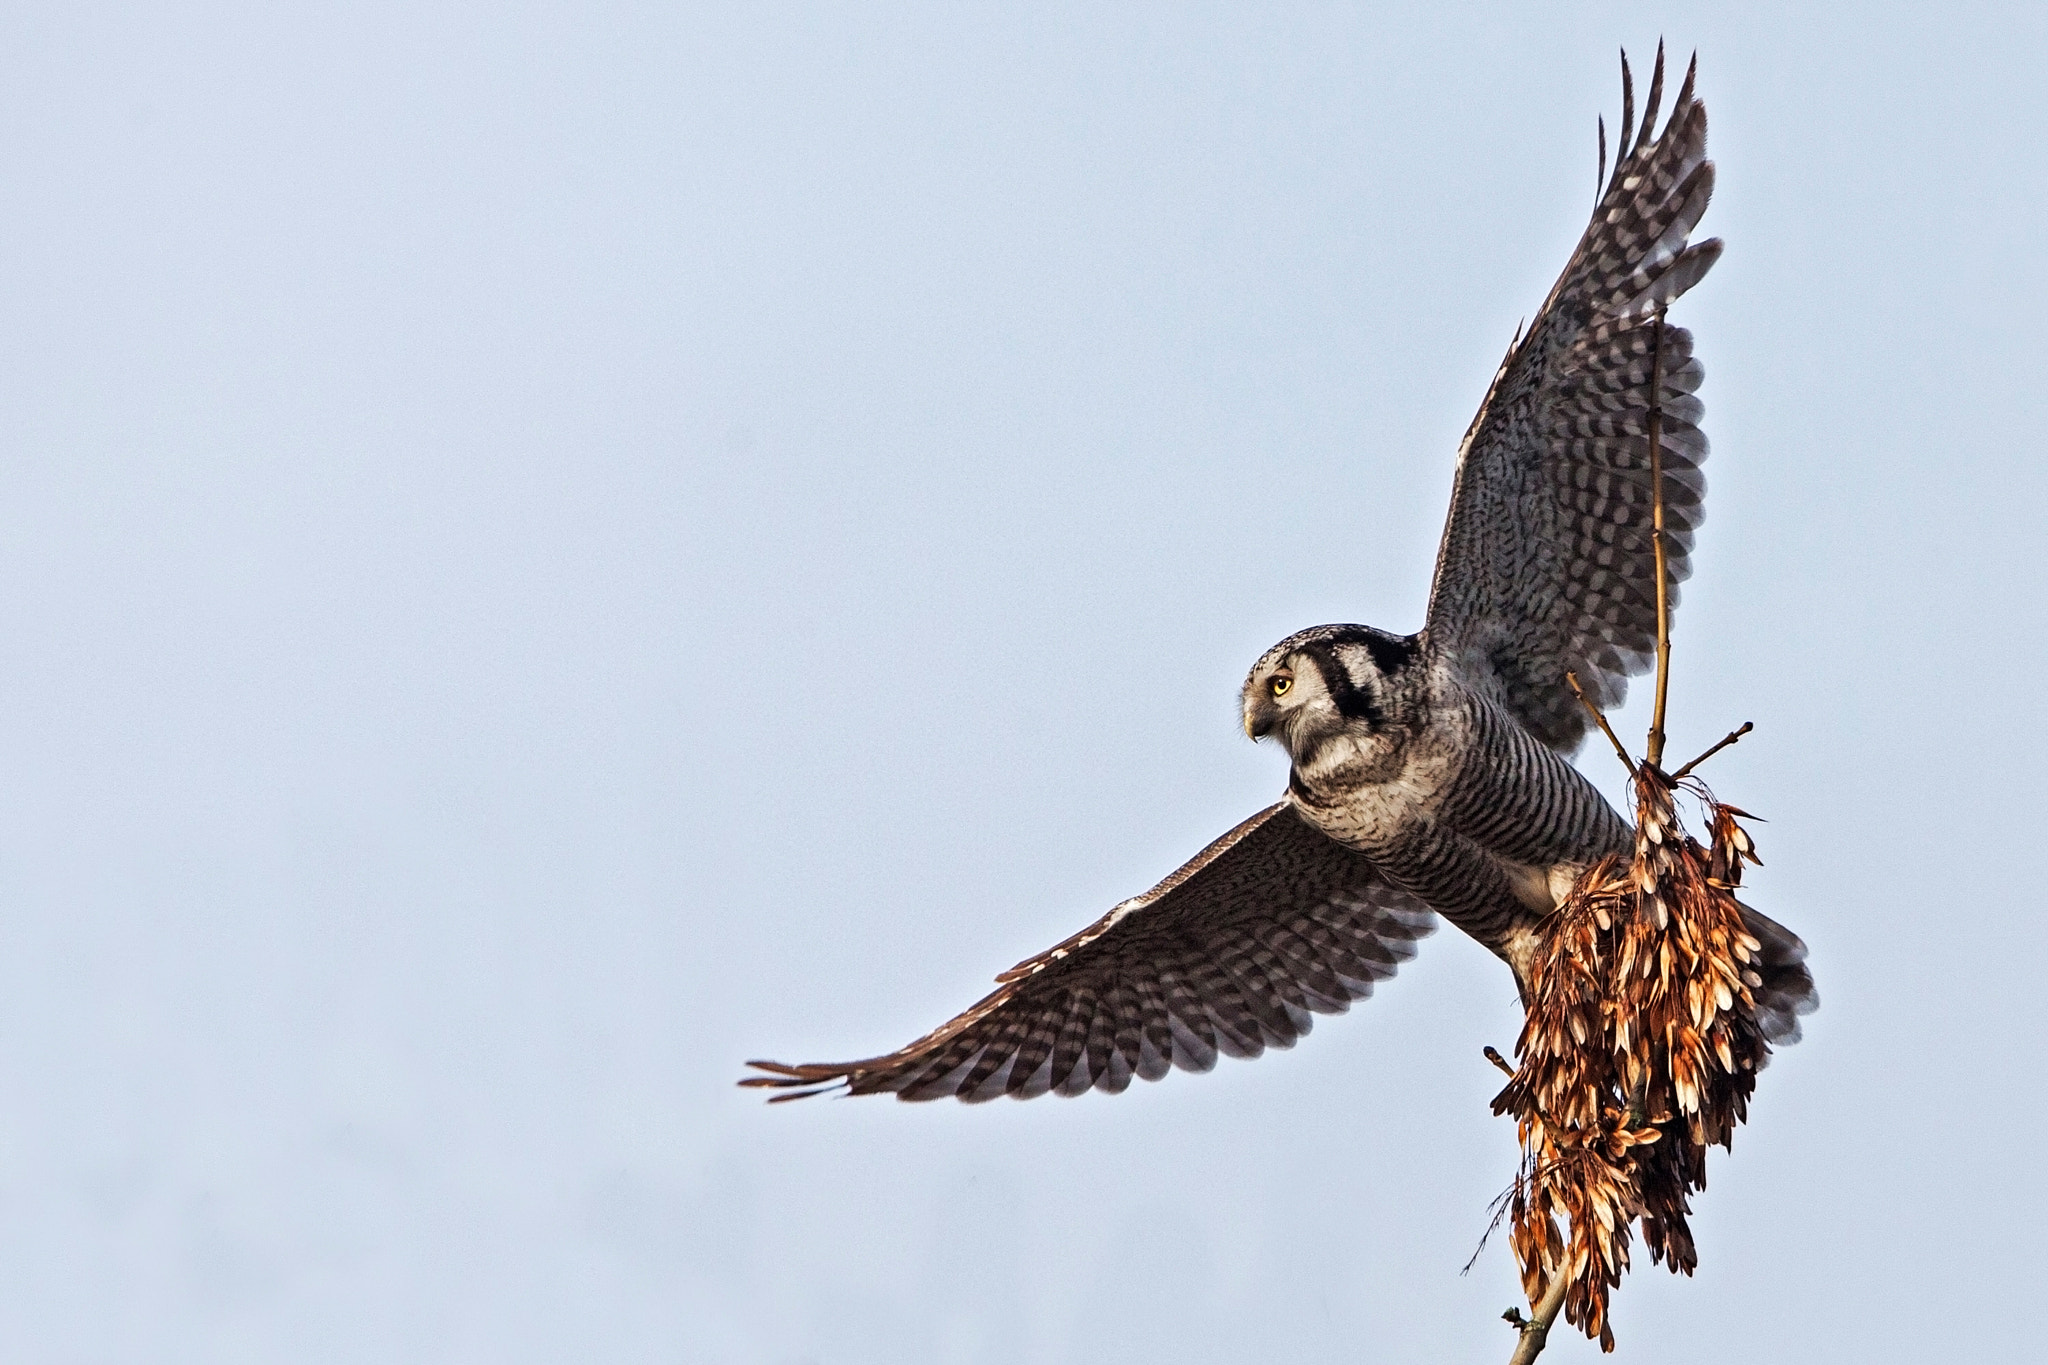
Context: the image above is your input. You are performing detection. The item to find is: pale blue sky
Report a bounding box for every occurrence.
[2,4,2042,1361]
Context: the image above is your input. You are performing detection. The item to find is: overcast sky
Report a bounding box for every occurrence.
[2,3,2043,1362]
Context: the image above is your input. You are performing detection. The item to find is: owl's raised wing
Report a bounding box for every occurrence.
[740,803,1433,1102]
[1423,50,1719,753]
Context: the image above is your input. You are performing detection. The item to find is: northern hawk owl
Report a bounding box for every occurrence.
[745,52,1816,1104]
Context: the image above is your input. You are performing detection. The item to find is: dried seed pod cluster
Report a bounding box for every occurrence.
[1492,767,1771,1351]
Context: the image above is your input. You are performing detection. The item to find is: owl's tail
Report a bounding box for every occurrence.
[1737,902,1818,1046]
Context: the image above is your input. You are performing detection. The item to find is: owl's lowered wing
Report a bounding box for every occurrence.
[741,803,1433,1102]
[1423,49,1719,753]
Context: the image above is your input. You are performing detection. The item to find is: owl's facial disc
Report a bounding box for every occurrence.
[1242,659,1307,741]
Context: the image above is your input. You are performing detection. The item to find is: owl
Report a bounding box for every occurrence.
[744,51,1815,1104]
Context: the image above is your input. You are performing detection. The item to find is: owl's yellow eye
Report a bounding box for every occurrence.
[1270,674,1293,699]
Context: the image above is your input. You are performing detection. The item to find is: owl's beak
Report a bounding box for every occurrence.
[1244,708,1273,741]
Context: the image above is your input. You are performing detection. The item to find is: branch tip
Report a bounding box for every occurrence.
[1672,722,1753,782]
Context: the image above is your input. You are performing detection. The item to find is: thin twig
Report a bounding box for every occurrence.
[1506,1258,1573,1365]
[1565,671,1637,776]
[1645,306,1672,770]
[1671,722,1753,782]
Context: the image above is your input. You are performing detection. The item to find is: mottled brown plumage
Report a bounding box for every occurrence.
[743,50,1813,1109]
[743,805,1431,1101]
[1426,53,1716,752]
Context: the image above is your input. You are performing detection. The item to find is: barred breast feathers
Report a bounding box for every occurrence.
[1434,688,1633,870]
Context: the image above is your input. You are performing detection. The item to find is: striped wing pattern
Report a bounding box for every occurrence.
[1424,50,1720,752]
[741,804,1433,1102]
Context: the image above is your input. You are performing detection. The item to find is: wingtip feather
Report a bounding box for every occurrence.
[1633,40,1667,158]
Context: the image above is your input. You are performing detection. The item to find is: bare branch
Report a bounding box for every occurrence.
[1645,306,1672,769]
[1506,1261,1573,1365]
[1565,671,1638,776]
[1672,722,1753,782]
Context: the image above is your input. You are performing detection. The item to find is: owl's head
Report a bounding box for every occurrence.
[1241,625,1419,763]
